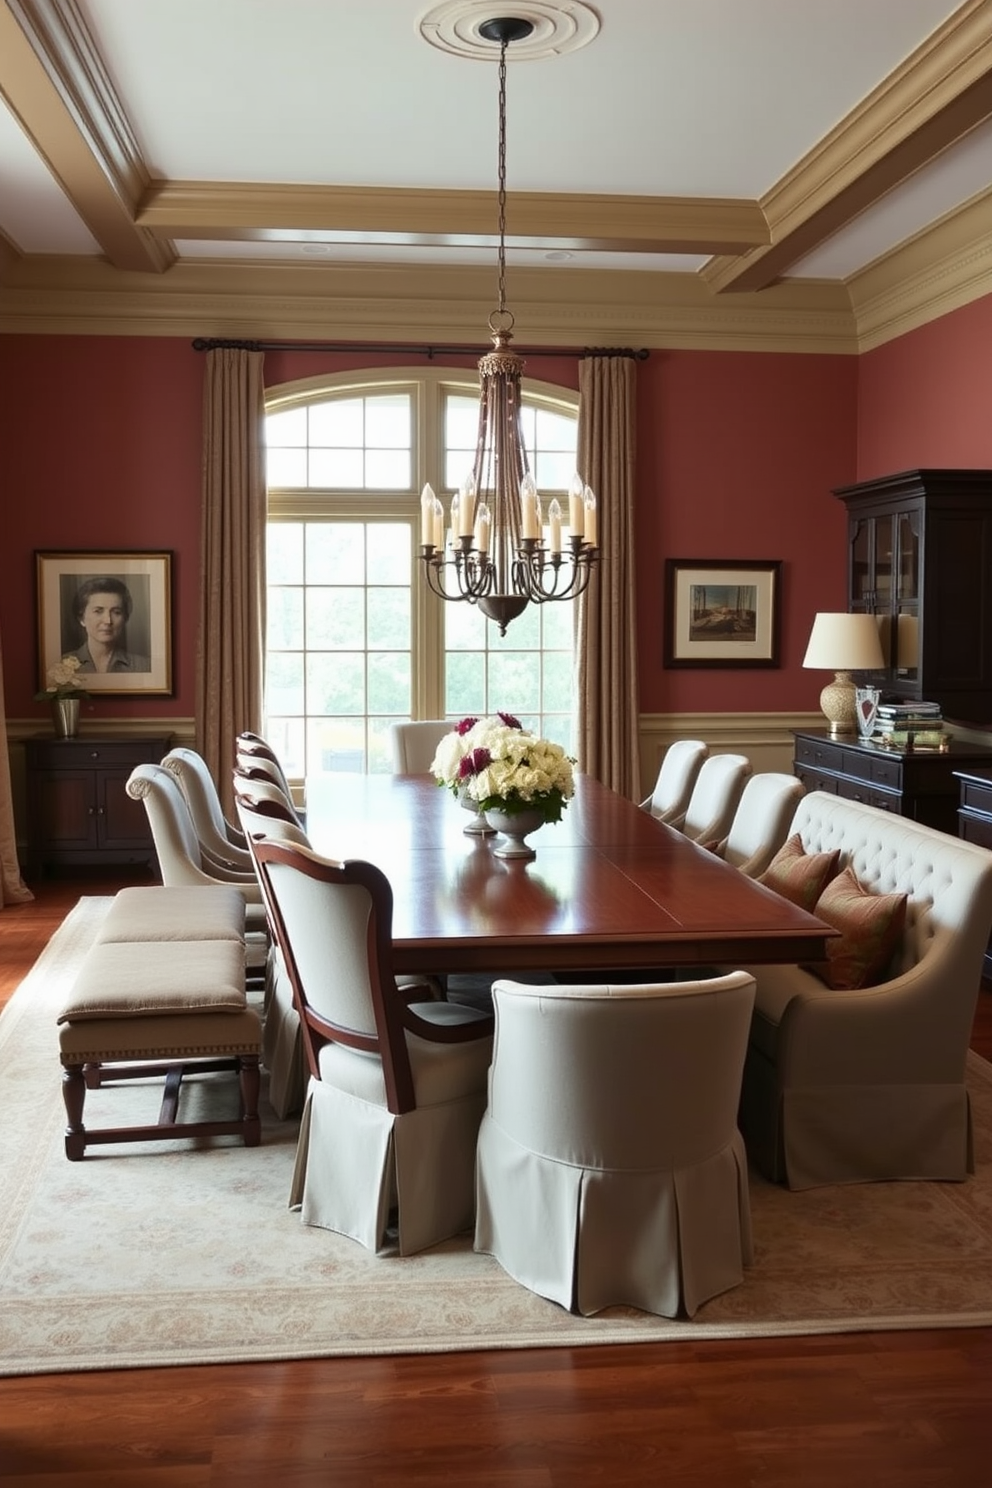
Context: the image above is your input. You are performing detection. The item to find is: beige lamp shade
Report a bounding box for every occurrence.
[803,612,885,737]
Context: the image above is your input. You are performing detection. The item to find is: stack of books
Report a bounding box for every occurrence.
[872,700,944,749]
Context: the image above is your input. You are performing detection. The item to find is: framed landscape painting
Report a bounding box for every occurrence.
[664,559,781,668]
[35,550,174,696]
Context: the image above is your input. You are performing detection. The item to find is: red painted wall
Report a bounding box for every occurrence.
[0,333,861,724]
[0,336,202,728]
[857,290,992,476]
[636,349,858,714]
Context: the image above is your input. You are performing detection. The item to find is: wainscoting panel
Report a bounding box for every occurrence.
[637,713,823,803]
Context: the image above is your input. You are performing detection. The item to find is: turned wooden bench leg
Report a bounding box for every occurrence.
[239,1054,262,1146]
[62,1065,88,1161]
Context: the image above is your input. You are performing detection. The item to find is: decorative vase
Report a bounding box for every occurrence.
[484,806,546,860]
[52,696,80,739]
[458,787,496,836]
[855,685,881,742]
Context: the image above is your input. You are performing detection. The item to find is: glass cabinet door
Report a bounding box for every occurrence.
[894,508,921,681]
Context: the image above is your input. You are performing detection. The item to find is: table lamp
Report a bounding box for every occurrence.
[802,612,885,736]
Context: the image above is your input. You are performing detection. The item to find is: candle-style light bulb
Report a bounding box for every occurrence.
[432,495,444,551]
[568,471,585,537]
[583,486,598,548]
[548,497,562,557]
[520,472,538,540]
[474,500,491,553]
[420,482,436,546]
[459,472,477,537]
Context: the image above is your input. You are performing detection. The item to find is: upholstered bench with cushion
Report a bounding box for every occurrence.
[738,790,992,1189]
[94,884,247,945]
[58,890,262,1160]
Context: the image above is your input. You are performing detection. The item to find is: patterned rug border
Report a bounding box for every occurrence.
[3,897,992,1377]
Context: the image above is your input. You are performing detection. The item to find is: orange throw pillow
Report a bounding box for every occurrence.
[758,834,839,912]
[804,866,908,991]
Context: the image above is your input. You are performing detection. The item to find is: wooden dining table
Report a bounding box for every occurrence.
[302,772,834,978]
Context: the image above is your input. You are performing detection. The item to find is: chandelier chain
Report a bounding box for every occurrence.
[496,38,508,319]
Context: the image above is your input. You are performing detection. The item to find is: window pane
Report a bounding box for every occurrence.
[367,587,409,649]
[266,448,307,488]
[373,524,411,585]
[365,395,410,448]
[368,652,410,713]
[542,654,573,711]
[445,651,484,715]
[535,407,577,450]
[310,398,363,446]
[308,524,363,585]
[535,451,577,490]
[307,652,365,714]
[267,522,303,584]
[308,717,366,774]
[309,448,364,488]
[365,450,411,489]
[307,587,365,648]
[268,586,303,649]
[266,650,305,715]
[489,651,540,712]
[266,407,306,447]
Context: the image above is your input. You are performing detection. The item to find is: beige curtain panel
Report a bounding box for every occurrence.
[0,631,33,907]
[196,347,267,819]
[575,354,640,799]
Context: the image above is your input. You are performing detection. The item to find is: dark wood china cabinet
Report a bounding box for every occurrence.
[834,468,992,724]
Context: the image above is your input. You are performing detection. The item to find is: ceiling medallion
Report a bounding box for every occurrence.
[418,1,600,61]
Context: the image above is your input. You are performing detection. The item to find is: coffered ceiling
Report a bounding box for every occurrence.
[1,0,991,350]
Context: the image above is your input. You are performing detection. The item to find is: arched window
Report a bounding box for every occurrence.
[264,367,578,777]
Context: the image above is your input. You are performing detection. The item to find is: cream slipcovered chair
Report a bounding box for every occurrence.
[253,838,494,1255]
[126,764,268,946]
[475,972,756,1318]
[388,719,452,774]
[639,739,708,828]
[236,791,312,1120]
[711,772,805,878]
[739,791,992,1189]
[680,753,752,845]
[162,747,252,873]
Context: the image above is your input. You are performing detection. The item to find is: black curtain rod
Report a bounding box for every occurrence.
[191,337,648,361]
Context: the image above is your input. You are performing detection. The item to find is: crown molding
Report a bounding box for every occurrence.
[0,255,857,352]
[703,0,992,293]
[849,185,992,350]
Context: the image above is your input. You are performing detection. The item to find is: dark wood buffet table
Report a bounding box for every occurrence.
[303,773,835,978]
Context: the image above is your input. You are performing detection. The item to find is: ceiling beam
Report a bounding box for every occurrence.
[702,0,992,293]
[0,0,173,272]
[137,182,769,258]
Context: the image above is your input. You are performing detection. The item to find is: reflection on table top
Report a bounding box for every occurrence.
[303,772,833,976]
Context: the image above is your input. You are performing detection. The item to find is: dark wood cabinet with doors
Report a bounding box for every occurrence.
[25,734,172,875]
[793,728,992,839]
[955,767,992,979]
[834,468,992,724]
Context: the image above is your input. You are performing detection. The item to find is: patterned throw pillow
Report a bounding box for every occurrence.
[804,866,908,991]
[758,833,840,912]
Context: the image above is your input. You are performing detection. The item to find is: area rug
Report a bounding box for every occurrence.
[3,897,992,1377]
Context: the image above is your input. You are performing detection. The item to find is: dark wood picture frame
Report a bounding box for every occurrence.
[664,559,781,669]
[36,549,174,696]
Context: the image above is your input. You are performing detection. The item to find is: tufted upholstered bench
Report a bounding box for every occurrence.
[738,790,992,1189]
[57,886,262,1160]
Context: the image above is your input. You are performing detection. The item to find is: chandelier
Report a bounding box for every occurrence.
[418,14,599,636]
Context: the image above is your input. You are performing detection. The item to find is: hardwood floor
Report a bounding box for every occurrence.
[2,874,992,1487]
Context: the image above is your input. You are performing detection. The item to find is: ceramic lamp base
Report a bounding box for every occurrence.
[819,671,857,737]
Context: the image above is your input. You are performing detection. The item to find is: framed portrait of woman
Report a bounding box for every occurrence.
[35,550,174,696]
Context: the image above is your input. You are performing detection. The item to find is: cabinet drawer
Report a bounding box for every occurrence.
[960,813,992,851]
[27,739,165,769]
[795,738,843,772]
[959,779,992,818]
[838,748,902,789]
[795,766,838,795]
[837,777,900,812]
